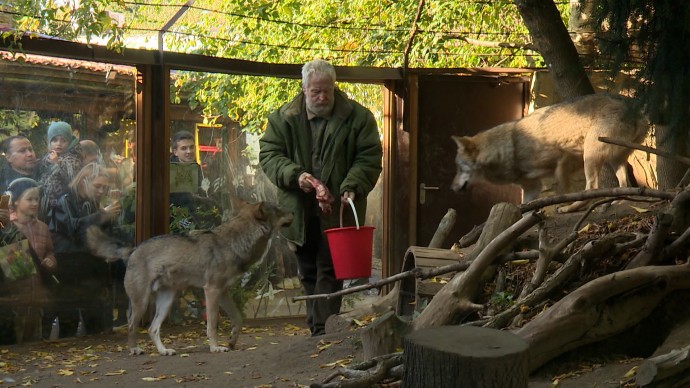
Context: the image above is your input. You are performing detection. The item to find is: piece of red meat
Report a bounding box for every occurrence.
[305,176,333,214]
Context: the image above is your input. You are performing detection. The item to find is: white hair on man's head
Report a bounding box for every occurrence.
[302,59,336,89]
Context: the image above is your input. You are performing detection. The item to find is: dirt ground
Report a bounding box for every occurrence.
[3,313,689,388]
[0,317,359,388]
[2,292,690,387]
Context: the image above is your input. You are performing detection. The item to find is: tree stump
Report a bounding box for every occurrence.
[361,310,411,359]
[402,326,528,388]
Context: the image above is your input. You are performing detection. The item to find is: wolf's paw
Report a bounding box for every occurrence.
[210,345,229,353]
[159,348,176,356]
[556,206,570,214]
[556,203,581,213]
[129,347,145,356]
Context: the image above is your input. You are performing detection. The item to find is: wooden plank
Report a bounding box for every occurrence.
[416,257,461,268]
[5,36,533,82]
[6,36,402,81]
[406,246,464,261]
[417,282,445,297]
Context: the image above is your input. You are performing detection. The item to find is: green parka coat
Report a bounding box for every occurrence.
[259,90,383,246]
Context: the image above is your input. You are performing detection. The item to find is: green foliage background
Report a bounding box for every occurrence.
[3,0,569,135]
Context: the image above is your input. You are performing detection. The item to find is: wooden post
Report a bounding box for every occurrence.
[428,208,457,249]
[403,326,528,388]
[360,310,411,359]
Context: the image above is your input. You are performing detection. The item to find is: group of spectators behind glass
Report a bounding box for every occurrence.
[0,122,126,344]
[0,124,223,344]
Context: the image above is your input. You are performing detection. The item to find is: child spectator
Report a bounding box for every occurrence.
[38,121,83,220]
[0,178,57,343]
[8,178,57,272]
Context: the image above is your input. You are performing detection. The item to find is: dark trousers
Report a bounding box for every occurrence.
[44,252,113,338]
[296,216,343,335]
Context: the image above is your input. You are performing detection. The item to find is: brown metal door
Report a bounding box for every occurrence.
[415,75,529,248]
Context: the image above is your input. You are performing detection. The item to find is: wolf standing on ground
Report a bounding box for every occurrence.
[451,93,648,212]
[86,201,293,356]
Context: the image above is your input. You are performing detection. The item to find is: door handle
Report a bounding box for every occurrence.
[419,183,440,205]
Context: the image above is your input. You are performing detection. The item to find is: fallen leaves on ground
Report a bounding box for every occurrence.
[175,373,209,382]
[1,320,317,386]
[319,356,353,369]
[104,368,127,376]
[317,339,343,353]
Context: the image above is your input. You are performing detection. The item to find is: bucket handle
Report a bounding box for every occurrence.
[339,197,360,230]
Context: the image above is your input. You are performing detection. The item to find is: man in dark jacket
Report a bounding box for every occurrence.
[0,136,39,227]
[259,59,382,336]
[0,136,39,193]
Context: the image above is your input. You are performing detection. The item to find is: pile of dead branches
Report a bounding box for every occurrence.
[306,186,690,387]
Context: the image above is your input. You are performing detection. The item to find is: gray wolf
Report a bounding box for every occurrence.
[451,93,647,212]
[86,201,293,355]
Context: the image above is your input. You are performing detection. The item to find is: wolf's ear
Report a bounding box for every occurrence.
[452,136,477,158]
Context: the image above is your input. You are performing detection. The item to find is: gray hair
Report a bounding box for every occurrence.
[301,59,336,89]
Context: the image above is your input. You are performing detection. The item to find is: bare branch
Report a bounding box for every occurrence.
[520,187,675,213]
[484,233,628,329]
[292,256,471,302]
[598,136,690,166]
[626,213,673,269]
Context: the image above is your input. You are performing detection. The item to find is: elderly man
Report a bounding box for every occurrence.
[259,59,382,336]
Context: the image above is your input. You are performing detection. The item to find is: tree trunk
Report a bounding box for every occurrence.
[515,264,690,372]
[515,0,594,99]
[402,326,528,388]
[568,0,597,66]
[656,124,688,190]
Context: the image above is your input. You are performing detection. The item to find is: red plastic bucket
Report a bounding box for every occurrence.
[324,198,374,280]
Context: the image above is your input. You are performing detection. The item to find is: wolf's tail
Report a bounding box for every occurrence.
[85,226,134,263]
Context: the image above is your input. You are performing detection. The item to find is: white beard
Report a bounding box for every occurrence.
[306,100,334,117]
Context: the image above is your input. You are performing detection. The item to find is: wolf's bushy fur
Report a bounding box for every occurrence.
[86,201,293,356]
[451,94,648,212]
